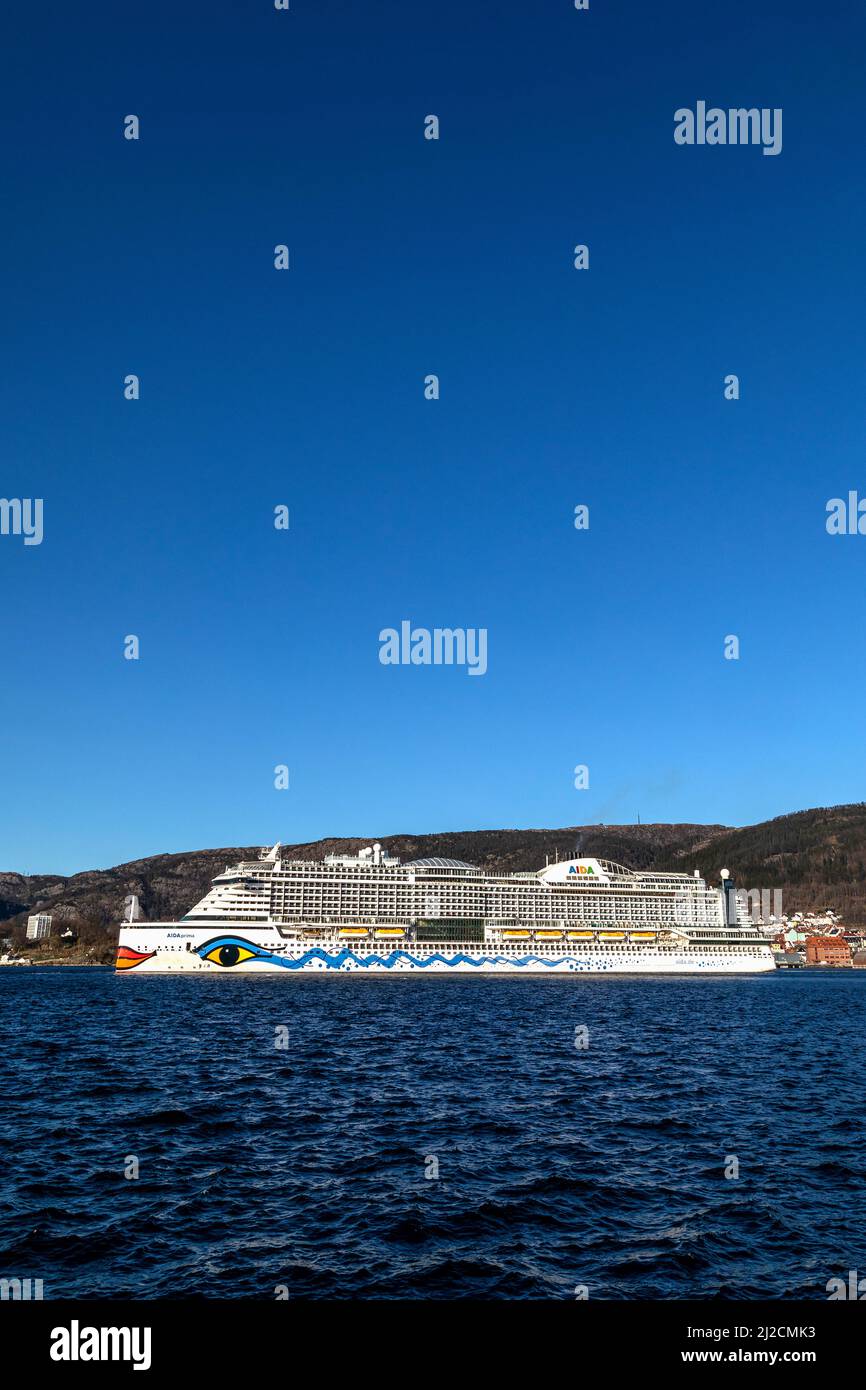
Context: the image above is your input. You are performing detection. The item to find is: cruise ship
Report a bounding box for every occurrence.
[115,842,776,975]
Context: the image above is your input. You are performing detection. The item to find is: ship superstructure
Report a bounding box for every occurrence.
[116,842,776,974]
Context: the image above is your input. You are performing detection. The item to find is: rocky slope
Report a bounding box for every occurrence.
[3,804,865,945]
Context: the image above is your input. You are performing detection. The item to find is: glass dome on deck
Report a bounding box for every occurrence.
[406,857,479,872]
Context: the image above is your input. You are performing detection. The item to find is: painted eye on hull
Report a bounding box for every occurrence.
[197,936,262,968]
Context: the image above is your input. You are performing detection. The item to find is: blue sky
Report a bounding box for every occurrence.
[2,0,865,874]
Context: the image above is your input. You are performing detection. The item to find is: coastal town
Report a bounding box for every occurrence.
[760,910,866,969]
[0,913,90,966]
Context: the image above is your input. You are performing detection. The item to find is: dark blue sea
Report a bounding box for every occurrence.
[0,969,863,1300]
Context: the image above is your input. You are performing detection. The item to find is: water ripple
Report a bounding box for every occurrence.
[0,968,864,1298]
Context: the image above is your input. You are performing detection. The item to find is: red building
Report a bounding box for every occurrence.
[806,936,851,966]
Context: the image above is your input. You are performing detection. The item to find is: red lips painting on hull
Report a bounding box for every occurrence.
[115,945,156,971]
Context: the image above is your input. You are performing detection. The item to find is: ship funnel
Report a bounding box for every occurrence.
[719,868,738,925]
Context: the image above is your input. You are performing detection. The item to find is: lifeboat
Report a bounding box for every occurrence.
[502,929,531,939]
[338,929,368,939]
[374,928,405,939]
[630,931,657,940]
[535,930,562,939]
[566,930,594,940]
[598,931,626,940]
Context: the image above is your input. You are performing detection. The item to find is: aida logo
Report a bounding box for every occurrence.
[568,865,595,876]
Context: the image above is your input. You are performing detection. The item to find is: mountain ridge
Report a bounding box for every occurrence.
[4,803,866,941]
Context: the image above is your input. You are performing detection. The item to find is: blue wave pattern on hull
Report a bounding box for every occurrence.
[195,936,584,970]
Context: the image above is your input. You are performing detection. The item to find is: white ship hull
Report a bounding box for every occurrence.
[116,843,776,976]
[116,926,776,976]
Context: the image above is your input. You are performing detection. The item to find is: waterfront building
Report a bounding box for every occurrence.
[25,914,52,941]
